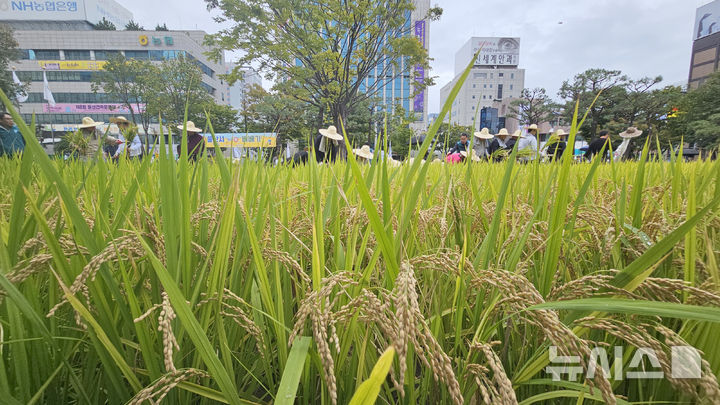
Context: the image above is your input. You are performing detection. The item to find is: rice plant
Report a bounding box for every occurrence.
[2,69,720,405]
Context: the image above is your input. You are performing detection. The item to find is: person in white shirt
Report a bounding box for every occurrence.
[472,128,494,159]
[112,116,143,160]
[517,124,539,161]
[613,127,643,161]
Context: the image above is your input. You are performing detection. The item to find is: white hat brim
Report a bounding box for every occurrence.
[353,150,373,159]
[177,125,202,133]
[79,122,104,129]
[319,129,343,141]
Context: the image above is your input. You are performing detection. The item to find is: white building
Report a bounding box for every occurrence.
[439,37,525,133]
[227,64,262,112]
[2,0,230,132]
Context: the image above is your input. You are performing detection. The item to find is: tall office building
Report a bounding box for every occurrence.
[689,0,720,89]
[439,37,525,133]
[227,64,262,112]
[355,0,430,132]
[2,0,229,132]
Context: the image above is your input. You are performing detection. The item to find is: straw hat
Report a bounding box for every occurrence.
[555,129,568,137]
[353,145,373,160]
[474,128,493,140]
[110,116,130,124]
[319,125,343,141]
[512,130,524,138]
[619,127,643,139]
[460,150,482,162]
[496,128,510,137]
[527,124,539,131]
[79,117,104,129]
[176,121,203,133]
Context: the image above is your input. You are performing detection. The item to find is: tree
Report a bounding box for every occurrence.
[244,84,314,147]
[125,20,144,31]
[189,103,240,133]
[155,23,169,31]
[436,122,474,152]
[0,24,22,100]
[91,54,157,139]
[147,56,212,127]
[343,97,382,146]
[386,105,416,159]
[613,76,663,126]
[672,72,720,148]
[204,0,440,128]
[559,68,627,138]
[508,88,557,125]
[94,18,116,31]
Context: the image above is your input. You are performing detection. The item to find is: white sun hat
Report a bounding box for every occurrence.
[318,125,344,141]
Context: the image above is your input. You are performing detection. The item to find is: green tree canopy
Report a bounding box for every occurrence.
[244,84,314,146]
[91,54,157,138]
[0,24,22,101]
[559,68,627,138]
[673,72,720,148]
[148,56,213,127]
[189,103,240,133]
[125,20,144,31]
[508,88,558,126]
[155,23,169,31]
[94,18,117,31]
[204,0,439,128]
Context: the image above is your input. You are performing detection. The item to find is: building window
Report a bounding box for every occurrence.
[472,84,476,88]
[19,50,33,60]
[483,95,486,99]
[149,51,165,61]
[16,71,96,82]
[490,73,494,79]
[472,95,475,99]
[483,84,487,88]
[510,84,514,90]
[124,50,149,60]
[149,50,186,61]
[511,73,515,79]
[23,92,127,103]
[490,84,493,88]
[201,82,216,95]
[34,50,60,60]
[94,50,121,60]
[497,84,503,100]
[64,50,91,60]
[499,73,504,77]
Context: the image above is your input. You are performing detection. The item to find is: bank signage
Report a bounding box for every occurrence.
[139,35,174,46]
[2,0,132,27]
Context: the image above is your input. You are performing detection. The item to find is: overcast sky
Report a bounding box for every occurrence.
[121,0,712,113]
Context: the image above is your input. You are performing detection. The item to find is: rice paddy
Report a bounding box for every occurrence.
[3,68,720,404]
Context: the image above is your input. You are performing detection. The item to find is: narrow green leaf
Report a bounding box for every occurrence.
[348,346,395,405]
[532,298,720,323]
[275,336,312,405]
